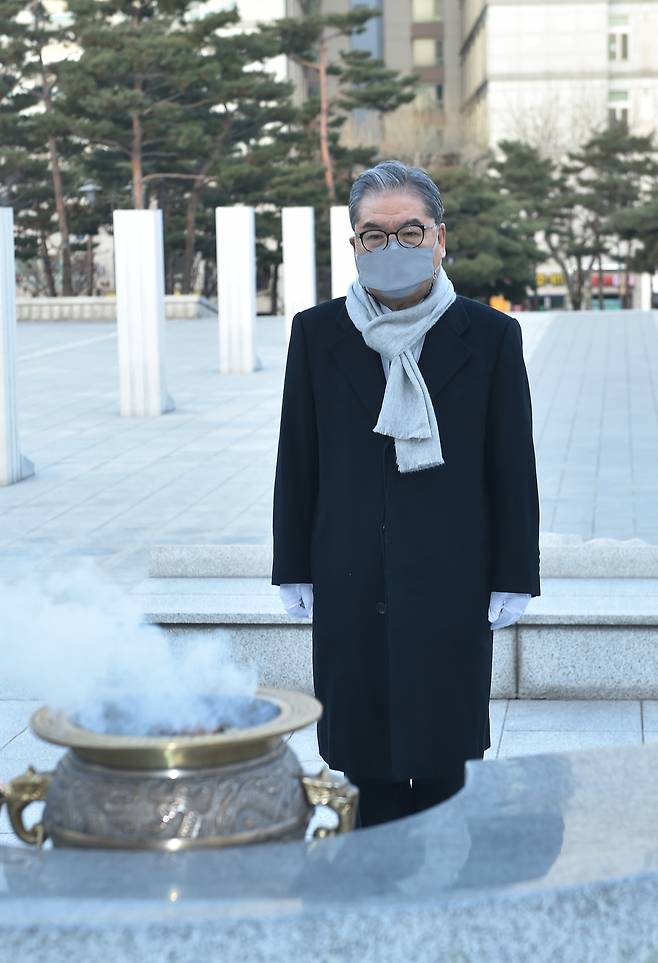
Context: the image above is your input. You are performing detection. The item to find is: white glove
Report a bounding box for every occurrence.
[488,591,531,630]
[279,583,313,619]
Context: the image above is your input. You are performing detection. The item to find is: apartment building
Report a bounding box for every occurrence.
[457,0,658,308]
[460,0,658,160]
[293,0,463,162]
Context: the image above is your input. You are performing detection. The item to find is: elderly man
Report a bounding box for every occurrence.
[272,160,540,829]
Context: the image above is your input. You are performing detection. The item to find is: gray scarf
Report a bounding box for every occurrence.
[345,265,457,473]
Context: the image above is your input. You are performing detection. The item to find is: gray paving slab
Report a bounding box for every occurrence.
[0,730,66,770]
[1,318,290,587]
[528,310,658,540]
[642,701,658,730]
[0,701,42,750]
[522,576,658,622]
[498,729,642,757]
[505,699,642,731]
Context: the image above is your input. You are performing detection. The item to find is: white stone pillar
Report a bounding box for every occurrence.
[216,206,258,373]
[0,207,34,486]
[282,207,316,343]
[639,273,653,311]
[113,209,174,416]
[330,205,356,299]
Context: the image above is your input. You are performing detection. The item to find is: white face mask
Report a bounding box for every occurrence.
[355,234,442,299]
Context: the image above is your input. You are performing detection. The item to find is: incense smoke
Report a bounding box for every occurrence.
[0,560,272,736]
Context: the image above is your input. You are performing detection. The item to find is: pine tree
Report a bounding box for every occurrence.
[1,1,80,294]
[58,0,296,292]
[567,125,658,307]
[432,163,542,304]
[493,132,658,310]
[616,194,658,286]
[262,5,417,203]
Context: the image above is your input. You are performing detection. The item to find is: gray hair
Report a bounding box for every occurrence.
[348,160,444,229]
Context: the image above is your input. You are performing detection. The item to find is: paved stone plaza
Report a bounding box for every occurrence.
[3,309,658,580]
[2,308,658,845]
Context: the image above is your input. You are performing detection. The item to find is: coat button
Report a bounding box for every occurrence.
[376,601,386,615]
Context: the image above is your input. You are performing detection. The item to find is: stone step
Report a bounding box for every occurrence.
[148,533,658,579]
[130,574,658,700]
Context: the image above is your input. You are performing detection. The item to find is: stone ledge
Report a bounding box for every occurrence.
[149,544,274,578]
[518,625,658,698]
[132,576,658,626]
[157,622,515,701]
[128,575,658,702]
[16,295,218,322]
[148,532,658,579]
[3,742,658,962]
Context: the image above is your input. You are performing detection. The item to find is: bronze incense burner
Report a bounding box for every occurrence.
[0,686,358,850]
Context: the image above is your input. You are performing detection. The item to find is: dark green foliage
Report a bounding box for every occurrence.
[492,131,658,308]
[432,164,542,304]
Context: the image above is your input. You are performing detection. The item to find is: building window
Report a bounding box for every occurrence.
[415,83,444,110]
[349,0,383,60]
[608,90,629,127]
[608,107,628,128]
[412,0,443,21]
[608,31,629,61]
[412,37,443,67]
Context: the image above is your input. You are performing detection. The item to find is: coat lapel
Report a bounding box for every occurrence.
[327,296,472,429]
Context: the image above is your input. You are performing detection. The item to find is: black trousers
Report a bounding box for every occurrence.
[344,762,469,829]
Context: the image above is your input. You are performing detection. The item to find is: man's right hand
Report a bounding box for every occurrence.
[279,583,313,619]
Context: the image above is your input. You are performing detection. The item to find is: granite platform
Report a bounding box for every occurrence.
[2,741,658,962]
[128,545,658,699]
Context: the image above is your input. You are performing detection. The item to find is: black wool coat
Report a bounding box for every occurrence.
[271,294,541,781]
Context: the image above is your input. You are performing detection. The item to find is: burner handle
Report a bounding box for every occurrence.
[301,766,359,838]
[0,766,52,847]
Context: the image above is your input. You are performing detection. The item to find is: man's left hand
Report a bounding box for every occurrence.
[488,591,531,629]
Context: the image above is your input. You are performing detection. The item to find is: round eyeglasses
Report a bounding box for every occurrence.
[355,222,437,253]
